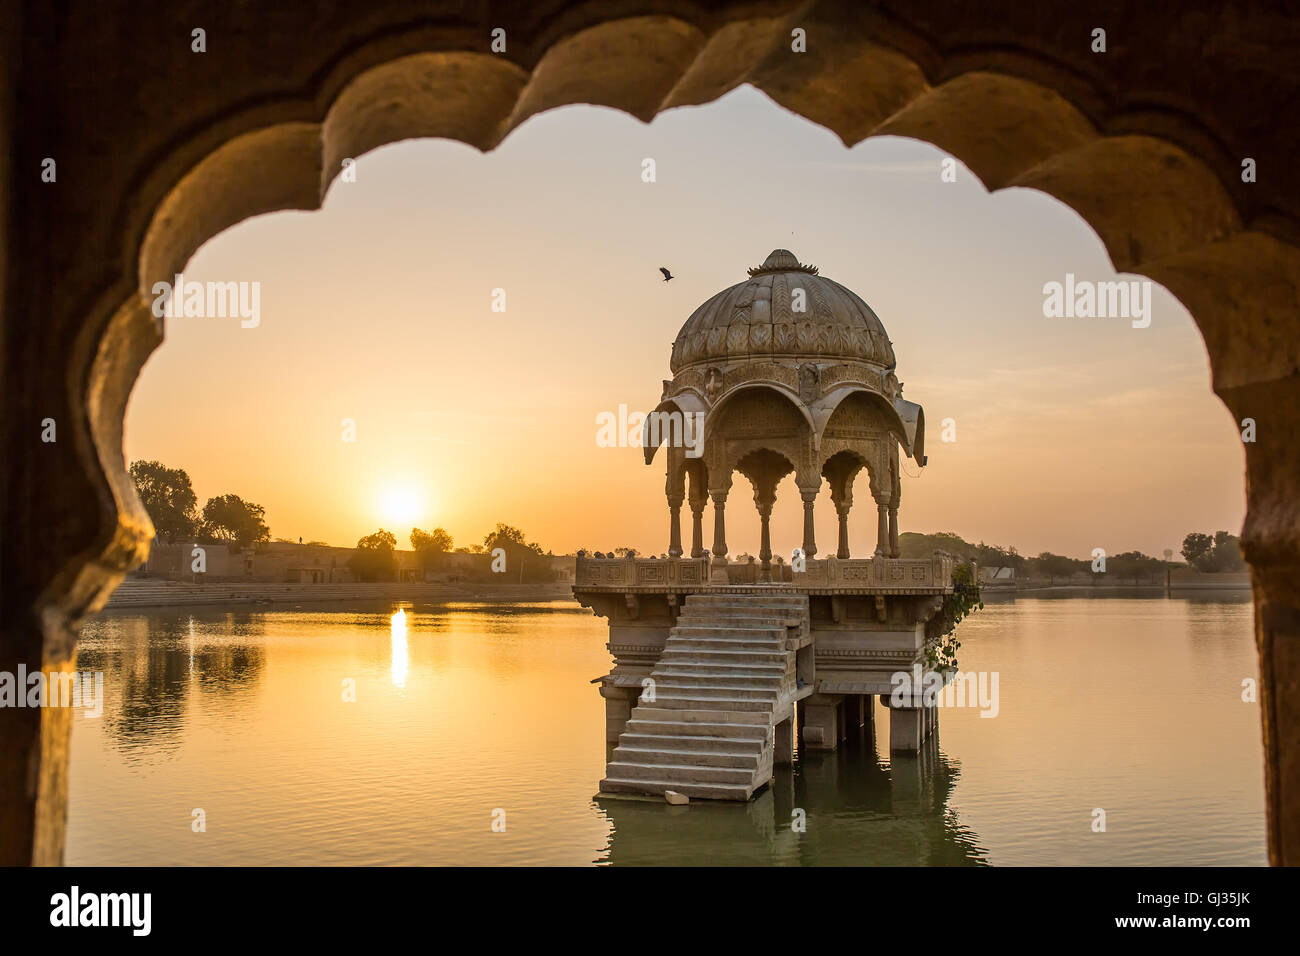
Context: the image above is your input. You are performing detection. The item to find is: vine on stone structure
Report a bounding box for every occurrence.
[926,561,982,674]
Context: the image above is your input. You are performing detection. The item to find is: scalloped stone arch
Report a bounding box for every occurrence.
[706,381,817,443]
[819,387,913,458]
[5,3,1299,866]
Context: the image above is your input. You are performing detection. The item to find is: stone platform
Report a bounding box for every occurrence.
[576,553,955,799]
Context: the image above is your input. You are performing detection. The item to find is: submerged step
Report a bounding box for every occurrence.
[606,760,754,785]
[599,776,753,801]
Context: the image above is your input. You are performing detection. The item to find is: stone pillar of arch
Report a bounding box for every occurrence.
[823,460,861,560]
[874,500,890,557]
[665,450,685,558]
[707,465,734,584]
[799,487,819,560]
[888,448,902,558]
[738,450,793,585]
[686,461,709,559]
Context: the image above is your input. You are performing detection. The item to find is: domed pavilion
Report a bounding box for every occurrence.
[645,249,927,582]
[575,249,958,801]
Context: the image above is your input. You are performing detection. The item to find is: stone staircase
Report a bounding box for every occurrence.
[601,591,810,801]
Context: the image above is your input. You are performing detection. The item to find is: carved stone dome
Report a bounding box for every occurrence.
[669,249,895,373]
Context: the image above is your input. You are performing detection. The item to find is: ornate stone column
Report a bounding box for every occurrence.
[800,488,818,559]
[667,494,683,557]
[824,459,860,560]
[709,490,729,583]
[875,501,889,556]
[757,497,774,583]
[835,501,851,559]
[689,495,706,558]
[889,453,902,558]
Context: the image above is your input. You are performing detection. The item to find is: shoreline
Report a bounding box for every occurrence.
[104,579,575,610]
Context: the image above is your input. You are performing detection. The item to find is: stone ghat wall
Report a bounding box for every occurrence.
[574,554,953,592]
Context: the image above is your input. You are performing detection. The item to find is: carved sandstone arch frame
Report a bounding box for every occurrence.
[3,3,1297,865]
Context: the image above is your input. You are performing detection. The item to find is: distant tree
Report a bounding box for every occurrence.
[129,460,198,542]
[306,540,330,547]
[1211,531,1246,571]
[349,529,398,582]
[199,494,270,549]
[482,523,552,582]
[613,546,637,557]
[1030,552,1078,585]
[1107,550,1164,582]
[974,540,1027,573]
[411,527,454,573]
[1181,532,1215,569]
[1182,531,1244,572]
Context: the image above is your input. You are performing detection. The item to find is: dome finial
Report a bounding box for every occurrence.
[748,249,819,277]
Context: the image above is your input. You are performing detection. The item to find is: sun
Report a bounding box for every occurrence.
[377,483,424,526]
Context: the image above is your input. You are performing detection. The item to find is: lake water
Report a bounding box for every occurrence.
[66,593,1266,865]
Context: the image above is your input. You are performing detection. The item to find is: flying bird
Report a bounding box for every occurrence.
[659,267,674,282]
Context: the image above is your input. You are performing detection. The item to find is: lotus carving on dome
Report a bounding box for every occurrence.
[774,323,795,352]
[796,322,816,351]
[707,327,727,356]
[727,324,749,352]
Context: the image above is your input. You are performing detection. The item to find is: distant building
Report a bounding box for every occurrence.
[979,566,1015,586]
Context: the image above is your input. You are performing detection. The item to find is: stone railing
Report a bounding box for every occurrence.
[574,552,954,591]
[574,553,710,588]
[793,553,954,591]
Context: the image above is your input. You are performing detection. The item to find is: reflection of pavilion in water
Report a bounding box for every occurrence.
[595,714,985,865]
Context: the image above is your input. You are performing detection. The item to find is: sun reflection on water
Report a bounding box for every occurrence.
[390,608,408,689]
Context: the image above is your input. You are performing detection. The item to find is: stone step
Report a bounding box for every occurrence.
[647,682,779,701]
[625,718,769,738]
[630,706,769,726]
[605,760,754,785]
[599,776,753,801]
[677,603,804,614]
[669,632,786,648]
[686,595,806,608]
[671,622,787,636]
[650,673,784,690]
[655,662,785,677]
[666,639,786,655]
[659,647,788,664]
[612,745,760,769]
[616,732,765,754]
[603,591,808,802]
[676,612,801,627]
[650,693,771,712]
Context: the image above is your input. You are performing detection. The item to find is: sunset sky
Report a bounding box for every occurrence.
[123,86,1245,560]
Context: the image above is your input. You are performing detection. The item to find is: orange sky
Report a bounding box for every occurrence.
[123,87,1245,560]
